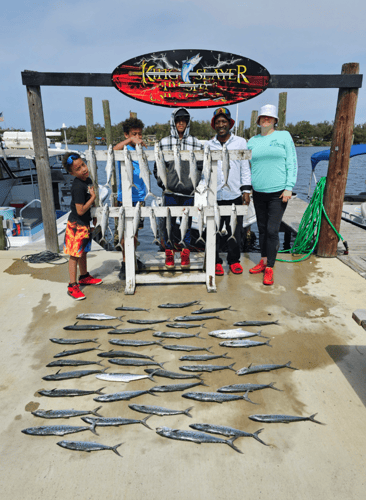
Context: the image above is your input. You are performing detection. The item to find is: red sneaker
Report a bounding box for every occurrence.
[229,262,243,274]
[78,274,103,286]
[181,249,190,268]
[263,267,274,285]
[249,259,266,274]
[165,249,175,268]
[215,263,224,276]
[67,284,86,300]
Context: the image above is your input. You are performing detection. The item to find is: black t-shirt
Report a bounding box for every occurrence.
[68,177,93,226]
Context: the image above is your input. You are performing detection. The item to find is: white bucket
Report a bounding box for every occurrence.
[0,207,16,221]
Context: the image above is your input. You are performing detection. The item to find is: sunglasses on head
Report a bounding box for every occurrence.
[66,154,80,165]
[214,107,230,117]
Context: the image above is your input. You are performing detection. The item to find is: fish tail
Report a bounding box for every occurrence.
[152,237,159,245]
[227,436,243,454]
[145,191,157,201]
[178,240,186,248]
[194,332,204,339]
[222,353,232,359]
[243,390,258,405]
[96,387,105,395]
[201,323,207,329]
[147,369,159,382]
[90,422,99,436]
[141,415,153,430]
[252,429,269,446]
[177,180,184,187]
[266,340,273,348]
[99,237,107,245]
[286,361,299,370]
[200,380,209,387]
[158,361,167,369]
[148,390,159,397]
[101,367,109,373]
[167,239,173,247]
[196,236,205,244]
[268,382,283,392]
[112,443,123,457]
[131,183,138,190]
[222,182,231,190]
[257,330,269,339]
[117,316,124,322]
[184,406,194,418]
[92,406,104,417]
[115,242,123,251]
[215,229,222,236]
[206,346,214,353]
[228,363,236,371]
[274,320,280,325]
[227,235,237,242]
[309,413,326,425]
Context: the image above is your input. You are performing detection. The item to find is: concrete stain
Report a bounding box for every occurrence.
[25,402,40,412]
[14,415,22,420]
[4,259,68,283]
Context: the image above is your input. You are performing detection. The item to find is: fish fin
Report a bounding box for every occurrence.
[90,422,99,436]
[268,382,283,392]
[309,413,326,425]
[184,406,194,418]
[96,387,105,395]
[243,390,258,405]
[252,429,269,446]
[228,363,236,371]
[112,443,123,457]
[56,369,61,374]
[227,436,243,454]
[92,406,104,417]
[266,340,272,347]
[248,363,253,368]
[222,353,232,359]
[141,415,153,430]
[286,361,299,370]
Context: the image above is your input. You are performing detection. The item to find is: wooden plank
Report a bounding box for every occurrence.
[277,92,287,130]
[0,216,5,250]
[135,273,207,285]
[21,71,363,89]
[250,110,258,138]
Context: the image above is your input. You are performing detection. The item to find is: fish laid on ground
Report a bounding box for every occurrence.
[46,360,104,367]
[173,145,183,186]
[179,353,231,362]
[94,389,156,403]
[153,331,204,339]
[196,205,205,244]
[144,368,202,380]
[115,205,125,251]
[124,146,137,190]
[57,440,123,456]
[192,306,234,315]
[115,306,150,312]
[249,414,325,425]
[156,426,242,454]
[189,151,200,194]
[132,201,141,237]
[154,142,167,189]
[109,339,163,347]
[158,301,201,308]
[208,329,267,339]
[98,350,155,360]
[228,204,237,242]
[236,361,298,376]
[22,423,98,436]
[233,320,279,327]
[32,407,103,420]
[149,207,159,244]
[217,383,282,393]
[99,203,110,245]
[182,391,256,404]
[108,327,154,334]
[166,323,206,329]
[221,142,231,190]
[166,207,173,247]
[81,415,152,429]
[108,359,165,368]
[64,323,118,331]
[219,339,272,348]
[179,208,190,247]
[189,423,268,446]
[179,363,235,373]
[105,144,114,188]
[127,319,168,325]
[214,203,221,235]
[43,368,106,381]
[50,337,99,345]
[174,315,221,322]
[129,404,193,418]
[76,313,122,321]
[54,346,101,358]
[136,144,156,201]
[149,380,207,393]
[96,371,157,383]
[203,143,213,194]
[38,388,105,398]
[162,344,213,352]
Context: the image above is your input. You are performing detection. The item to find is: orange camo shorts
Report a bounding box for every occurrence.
[63,221,92,258]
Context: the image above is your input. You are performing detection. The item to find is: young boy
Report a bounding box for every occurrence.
[62,152,103,300]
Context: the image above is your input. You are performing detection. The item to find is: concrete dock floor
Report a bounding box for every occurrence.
[1,248,366,500]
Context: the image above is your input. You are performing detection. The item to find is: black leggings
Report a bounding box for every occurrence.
[253,190,287,268]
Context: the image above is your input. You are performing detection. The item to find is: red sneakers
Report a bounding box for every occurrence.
[181,249,190,268]
[78,274,103,286]
[215,263,224,276]
[249,259,266,274]
[229,262,243,274]
[67,284,86,300]
[165,249,175,268]
[263,267,274,285]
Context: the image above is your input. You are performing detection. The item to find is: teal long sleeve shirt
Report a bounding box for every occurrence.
[247,130,298,193]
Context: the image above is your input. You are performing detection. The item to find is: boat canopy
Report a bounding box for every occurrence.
[311,144,366,170]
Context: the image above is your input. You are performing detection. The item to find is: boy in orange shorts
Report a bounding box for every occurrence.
[62,152,103,300]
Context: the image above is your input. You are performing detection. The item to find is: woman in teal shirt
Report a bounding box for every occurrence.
[247,105,298,285]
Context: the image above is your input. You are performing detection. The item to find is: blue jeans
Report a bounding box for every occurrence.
[164,193,194,250]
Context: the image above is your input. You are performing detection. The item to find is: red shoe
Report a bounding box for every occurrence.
[249,259,266,274]
[263,267,274,285]
[215,263,224,276]
[165,249,175,268]
[78,274,103,286]
[229,262,243,274]
[67,284,86,300]
[181,249,190,268]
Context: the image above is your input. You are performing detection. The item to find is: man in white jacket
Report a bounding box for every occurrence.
[208,107,251,276]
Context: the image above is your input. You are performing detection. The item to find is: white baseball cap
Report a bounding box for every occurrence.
[257,104,278,125]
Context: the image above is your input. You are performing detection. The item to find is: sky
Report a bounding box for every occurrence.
[1,0,365,132]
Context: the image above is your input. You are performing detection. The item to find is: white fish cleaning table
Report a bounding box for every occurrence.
[89,148,251,294]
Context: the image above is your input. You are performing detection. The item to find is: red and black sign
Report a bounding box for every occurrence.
[112,49,270,108]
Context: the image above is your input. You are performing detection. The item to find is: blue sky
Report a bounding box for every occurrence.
[1,0,365,131]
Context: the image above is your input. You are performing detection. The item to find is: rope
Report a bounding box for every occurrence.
[276,176,345,263]
[21,250,68,265]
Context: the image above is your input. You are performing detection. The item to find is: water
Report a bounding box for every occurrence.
[66,144,366,253]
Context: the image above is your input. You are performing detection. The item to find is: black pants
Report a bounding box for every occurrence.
[253,190,287,268]
[216,196,243,265]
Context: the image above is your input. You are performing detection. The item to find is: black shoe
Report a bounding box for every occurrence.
[136,259,146,274]
[118,262,126,281]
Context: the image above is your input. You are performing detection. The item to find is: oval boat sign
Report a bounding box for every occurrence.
[112,50,270,108]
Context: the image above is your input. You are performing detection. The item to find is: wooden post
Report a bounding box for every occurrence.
[317,63,360,257]
[26,85,59,253]
[278,92,287,130]
[85,97,100,206]
[130,111,137,119]
[102,100,117,201]
[0,216,5,250]
[250,111,258,138]
[238,120,244,137]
